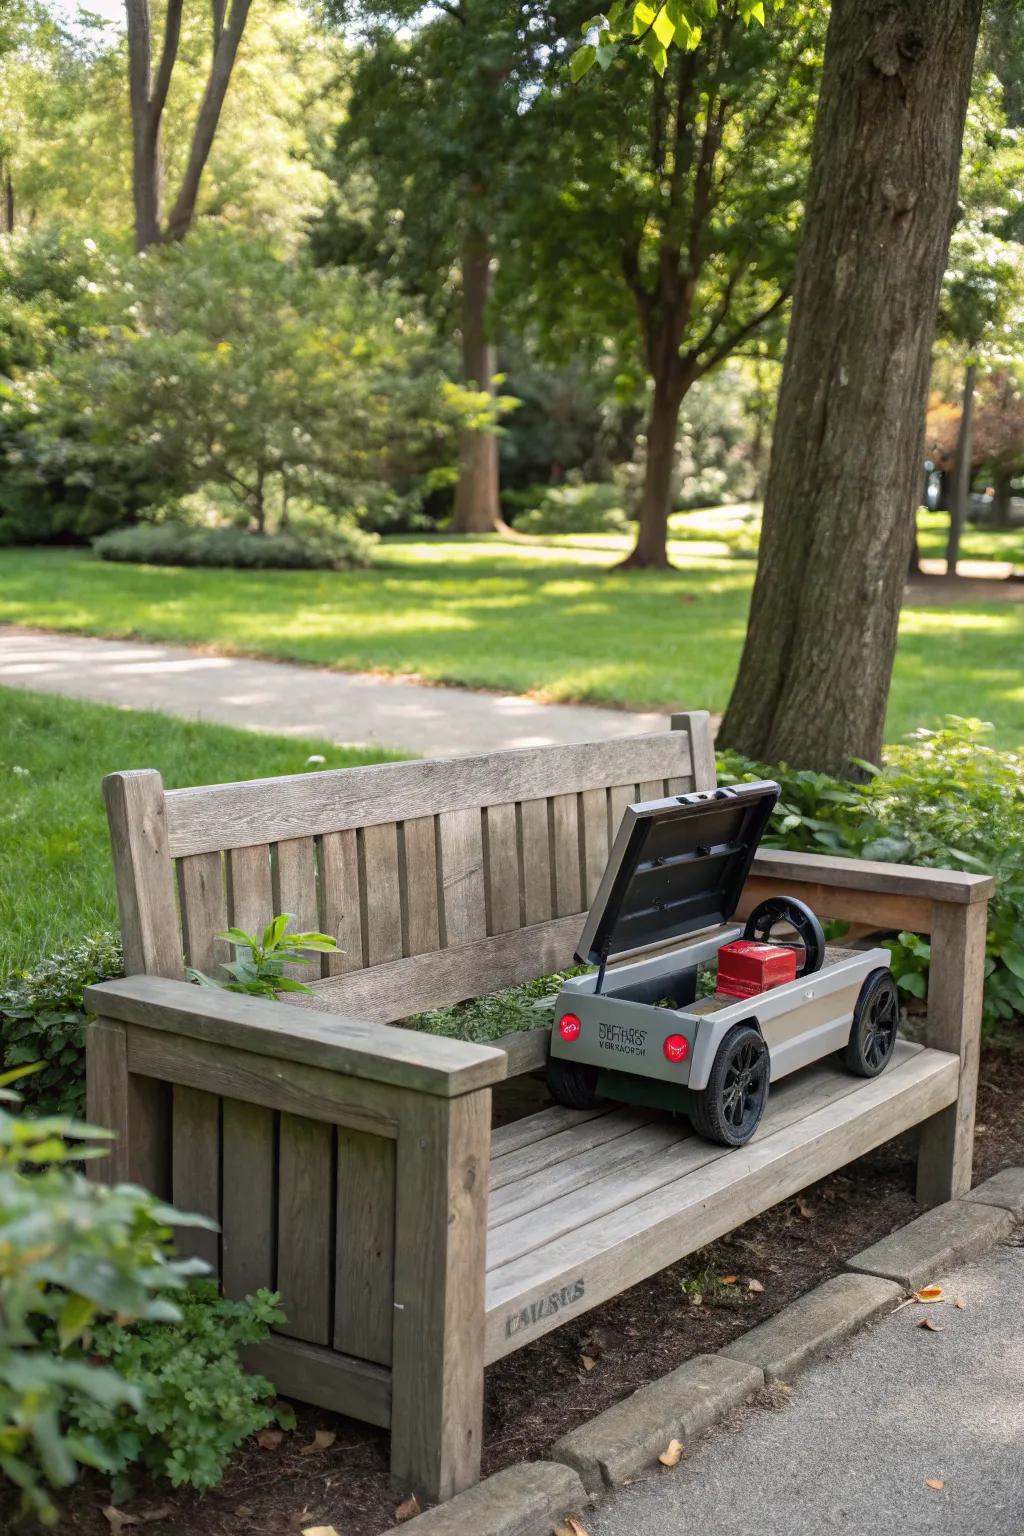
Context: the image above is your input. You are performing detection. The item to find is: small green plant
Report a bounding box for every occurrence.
[0,1065,212,1524]
[187,913,338,999]
[66,1281,290,1498]
[884,931,932,1002]
[405,966,589,1043]
[681,1267,752,1310]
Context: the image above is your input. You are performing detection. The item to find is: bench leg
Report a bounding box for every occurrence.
[916,901,987,1206]
[86,1019,170,1195]
[389,1087,490,1502]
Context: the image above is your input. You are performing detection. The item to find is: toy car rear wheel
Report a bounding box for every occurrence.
[547,1056,601,1110]
[843,968,899,1077]
[688,1023,769,1147]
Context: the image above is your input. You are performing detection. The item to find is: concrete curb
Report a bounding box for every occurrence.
[846,1197,1015,1290]
[965,1166,1024,1222]
[380,1461,590,1535]
[717,1271,903,1381]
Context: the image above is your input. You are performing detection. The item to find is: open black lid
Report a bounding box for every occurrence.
[576,780,780,965]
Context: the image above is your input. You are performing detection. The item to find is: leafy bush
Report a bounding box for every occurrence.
[188,913,338,999]
[93,517,376,572]
[67,1281,288,1498]
[405,966,588,1042]
[0,1069,210,1523]
[514,481,629,535]
[0,932,123,1117]
[719,717,1024,1029]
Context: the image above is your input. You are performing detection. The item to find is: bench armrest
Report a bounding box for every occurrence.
[749,849,994,908]
[85,975,508,1098]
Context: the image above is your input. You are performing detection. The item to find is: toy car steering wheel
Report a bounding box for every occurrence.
[743,896,825,978]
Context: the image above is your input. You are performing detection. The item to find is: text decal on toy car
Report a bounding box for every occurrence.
[505,1280,585,1338]
[599,1022,648,1056]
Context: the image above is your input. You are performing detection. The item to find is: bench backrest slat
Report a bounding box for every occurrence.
[106,712,715,1017]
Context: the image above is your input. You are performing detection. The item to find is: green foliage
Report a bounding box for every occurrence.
[67,1281,289,1497]
[571,1,786,84]
[93,517,377,572]
[406,967,589,1043]
[0,933,123,1117]
[514,482,630,535]
[884,931,931,1002]
[188,914,339,1000]
[0,1071,211,1523]
[719,717,1024,1029]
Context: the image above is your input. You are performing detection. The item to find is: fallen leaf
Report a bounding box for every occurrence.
[797,1199,814,1220]
[394,1494,421,1523]
[301,1429,336,1456]
[917,1317,945,1332]
[552,1518,590,1536]
[955,1297,967,1310]
[914,1285,944,1303]
[303,1528,340,1536]
[926,1479,945,1491]
[255,1428,284,1450]
[720,1275,737,1285]
[658,1439,684,1467]
[747,1279,765,1294]
[580,1354,597,1372]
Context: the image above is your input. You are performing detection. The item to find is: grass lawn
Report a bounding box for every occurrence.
[0,686,398,975]
[1,526,1022,750]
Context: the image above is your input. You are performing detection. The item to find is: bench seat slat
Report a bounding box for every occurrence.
[490,1118,688,1226]
[490,1106,649,1191]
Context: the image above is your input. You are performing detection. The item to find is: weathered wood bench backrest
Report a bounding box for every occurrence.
[105,710,716,1020]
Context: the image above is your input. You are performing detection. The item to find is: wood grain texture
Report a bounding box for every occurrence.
[273,836,321,981]
[318,830,363,975]
[88,976,508,1097]
[737,878,933,935]
[227,843,274,944]
[518,798,552,925]
[579,787,610,906]
[673,710,717,791]
[490,1104,609,1159]
[164,733,698,857]
[178,851,228,976]
[491,1119,684,1225]
[438,807,486,947]
[550,793,582,918]
[277,1113,333,1345]
[242,1336,391,1428]
[483,802,521,935]
[103,770,183,977]
[221,1099,276,1299]
[390,1087,491,1501]
[362,822,404,966]
[334,1129,396,1366]
[490,1026,549,1078]
[171,1085,220,1271]
[917,898,988,1204]
[401,816,441,956]
[85,1021,132,1185]
[749,848,995,905]
[608,784,636,845]
[490,1107,649,1193]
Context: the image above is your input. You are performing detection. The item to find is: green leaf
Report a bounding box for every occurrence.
[652,6,675,47]
[1000,943,1024,980]
[570,43,597,80]
[897,972,927,998]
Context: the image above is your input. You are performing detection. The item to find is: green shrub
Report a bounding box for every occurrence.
[0,1070,211,1523]
[719,717,1024,1029]
[514,481,630,535]
[67,1282,288,1498]
[0,932,123,1117]
[405,966,588,1042]
[93,517,376,571]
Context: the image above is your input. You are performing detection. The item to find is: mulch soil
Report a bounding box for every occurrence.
[11,1042,1024,1536]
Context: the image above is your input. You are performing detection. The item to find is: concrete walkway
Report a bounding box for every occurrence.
[0,626,668,757]
[587,1237,1024,1536]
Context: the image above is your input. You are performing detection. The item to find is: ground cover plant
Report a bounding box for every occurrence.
[2,537,1022,748]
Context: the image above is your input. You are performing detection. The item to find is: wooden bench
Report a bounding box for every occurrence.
[85,710,993,1502]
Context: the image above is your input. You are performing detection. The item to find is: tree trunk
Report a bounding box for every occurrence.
[936,466,954,511]
[3,165,13,232]
[617,373,686,569]
[126,0,162,251]
[946,360,977,574]
[164,0,252,242]
[908,506,921,576]
[992,468,1013,528]
[451,226,506,534]
[717,0,981,775]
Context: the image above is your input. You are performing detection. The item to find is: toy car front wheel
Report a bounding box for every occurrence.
[688,1023,769,1147]
[843,968,899,1077]
[547,1055,601,1110]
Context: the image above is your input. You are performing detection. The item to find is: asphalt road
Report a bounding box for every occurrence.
[586,1238,1024,1536]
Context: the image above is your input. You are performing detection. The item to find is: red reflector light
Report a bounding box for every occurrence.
[663,1033,689,1064]
[558,1013,582,1042]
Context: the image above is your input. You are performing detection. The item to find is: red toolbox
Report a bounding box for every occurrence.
[717,939,797,999]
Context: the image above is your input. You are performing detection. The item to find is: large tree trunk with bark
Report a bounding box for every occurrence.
[451,226,506,534]
[946,360,977,574]
[717,0,981,774]
[620,372,688,569]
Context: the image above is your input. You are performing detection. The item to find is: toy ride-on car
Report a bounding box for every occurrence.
[547,781,899,1147]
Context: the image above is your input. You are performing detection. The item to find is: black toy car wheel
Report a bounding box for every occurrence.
[743,896,825,977]
[547,1055,601,1110]
[843,968,899,1077]
[688,1023,769,1147]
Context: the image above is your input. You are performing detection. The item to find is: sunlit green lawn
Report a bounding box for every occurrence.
[1,523,1022,750]
[0,687,398,974]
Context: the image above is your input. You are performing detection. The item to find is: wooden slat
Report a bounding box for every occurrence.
[673,710,717,791]
[277,1114,333,1345]
[483,802,520,935]
[917,899,987,1204]
[362,822,403,966]
[165,733,696,857]
[300,914,584,1024]
[519,798,552,924]
[438,807,486,947]
[242,1336,391,1428]
[608,784,636,843]
[227,843,274,941]
[221,1099,275,1299]
[737,878,933,936]
[490,1103,609,1159]
[319,829,363,975]
[103,770,183,977]
[550,793,582,917]
[637,778,664,802]
[273,836,321,981]
[402,816,441,956]
[171,1085,220,1272]
[579,787,610,906]
[491,1119,685,1225]
[749,849,994,906]
[491,1025,550,1078]
[86,1021,132,1185]
[334,1130,396,1366]
[178,851,228,977]
[93,974,509,1098]
[484,1044,958,1362]
[490,1107,648,1191]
